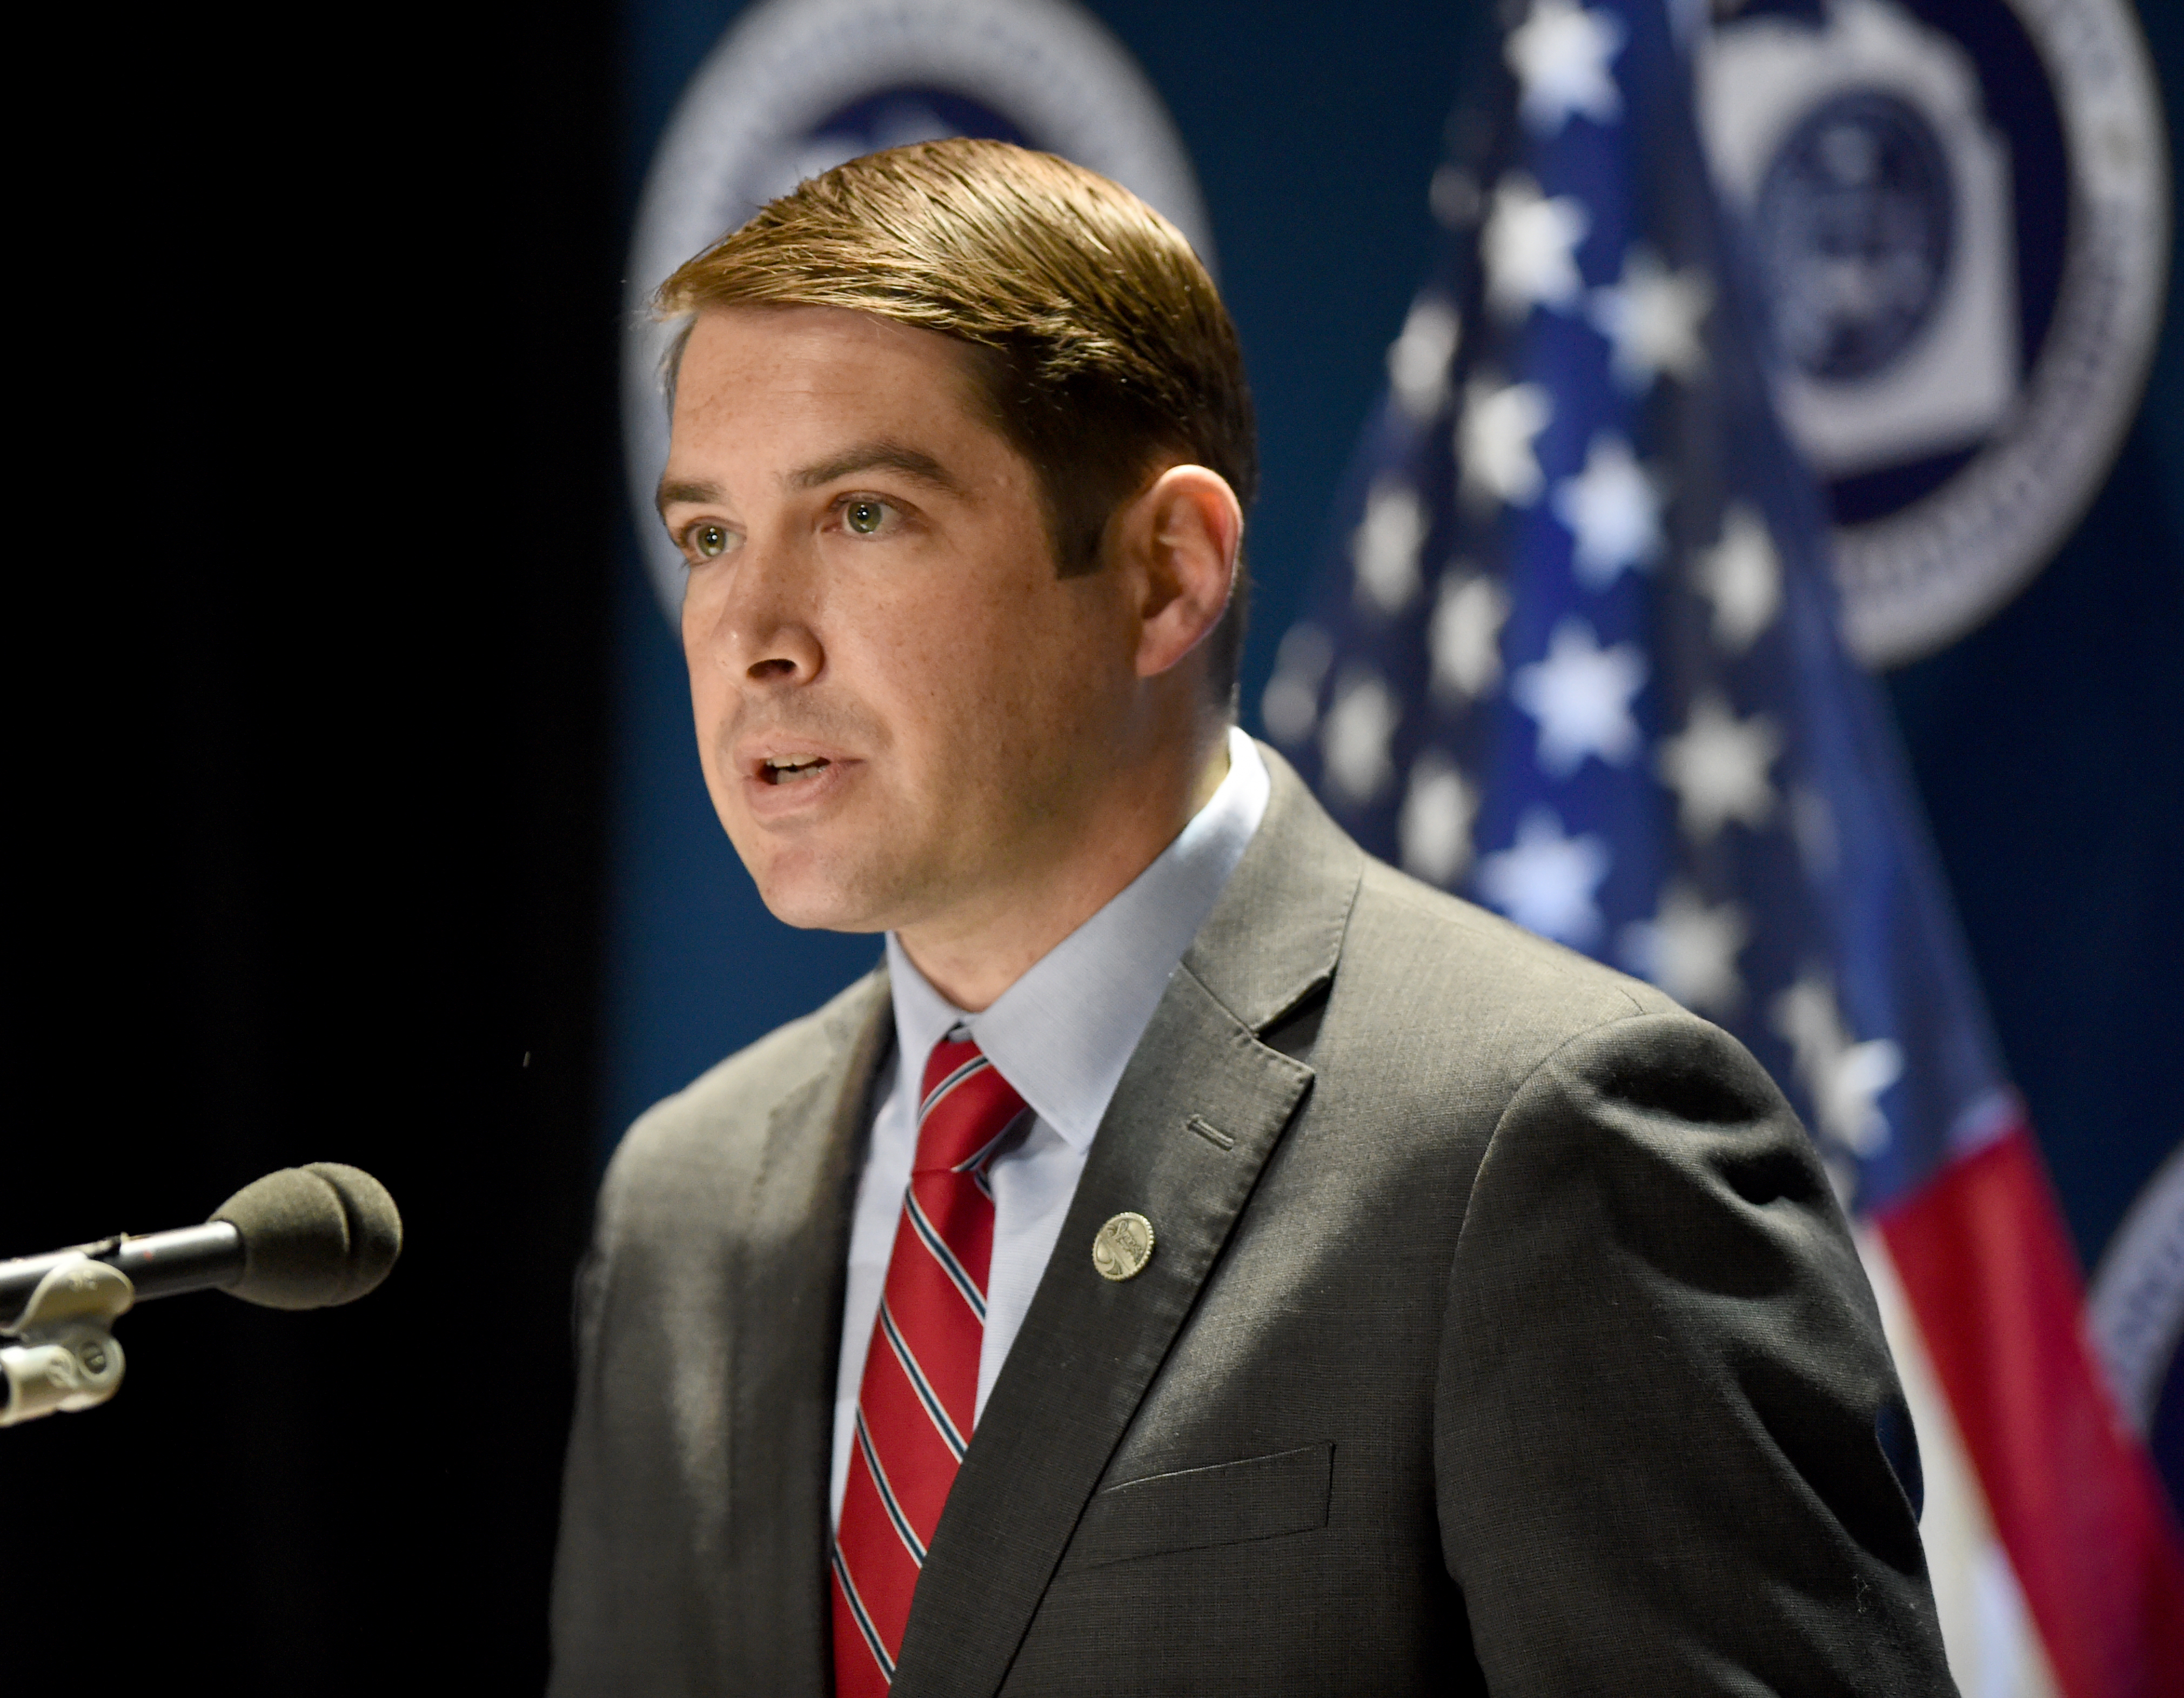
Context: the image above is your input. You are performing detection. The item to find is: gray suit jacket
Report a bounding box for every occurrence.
[551,748,1952,1695]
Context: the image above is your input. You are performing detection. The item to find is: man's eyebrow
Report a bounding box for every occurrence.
[787,442,963,494]
[655,478,723,517]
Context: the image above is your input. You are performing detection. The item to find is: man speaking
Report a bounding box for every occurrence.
[551,140,1952,1695]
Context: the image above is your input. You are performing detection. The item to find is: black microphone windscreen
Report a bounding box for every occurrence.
[210,1163,403,1310]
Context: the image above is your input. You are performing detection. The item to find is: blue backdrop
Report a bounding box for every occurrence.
[604,0,2182,1285]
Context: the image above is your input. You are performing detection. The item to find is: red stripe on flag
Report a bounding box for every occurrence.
[1878,1123,2184,1698]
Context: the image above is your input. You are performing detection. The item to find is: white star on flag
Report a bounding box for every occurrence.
[1351,476,1429,614]
[1430,570,1511,702]
[1477,806,1613,947]
[1400,749,1478,885]
[1321,665,1400,805]
[1694,504,1781,653]
[1587,245,1710,392]
[1482,172,1590,321]
[1388,295,1462,423]
[1620,883,1750,1015]
[1505,0,1627,136]
[1552,432,1665,588]
[1657,692,1781,842]
[1772,973,1904,1160]
[1460,377,1553,511]
[1260,623,1332,746]
[1511,616,1648,776]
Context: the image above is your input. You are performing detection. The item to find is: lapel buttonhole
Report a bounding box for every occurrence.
[1185,1114,1237,1151]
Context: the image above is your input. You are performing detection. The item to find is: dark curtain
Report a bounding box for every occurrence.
[4,4,618,1686]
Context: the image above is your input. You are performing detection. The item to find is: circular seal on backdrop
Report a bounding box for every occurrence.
[622,0,1212,625]
[2091,1140,2184,1442]
[1699,0,2169,667]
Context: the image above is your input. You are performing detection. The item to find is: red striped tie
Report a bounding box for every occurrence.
[832,1035,1026,1693]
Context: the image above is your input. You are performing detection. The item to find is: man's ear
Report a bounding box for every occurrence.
[1120,465,1243,680]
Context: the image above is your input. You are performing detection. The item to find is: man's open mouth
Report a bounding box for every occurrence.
[762,756,832,785]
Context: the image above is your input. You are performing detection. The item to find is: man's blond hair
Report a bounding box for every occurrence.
[655,138,1257,701]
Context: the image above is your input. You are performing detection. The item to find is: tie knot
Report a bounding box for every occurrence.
[915,1037,1027,1175]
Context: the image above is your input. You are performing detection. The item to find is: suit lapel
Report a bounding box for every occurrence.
[721,968,892,1691]
[890,749,1363,1697]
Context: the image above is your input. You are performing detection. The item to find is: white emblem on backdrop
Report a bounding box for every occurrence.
[2091,1141,2184,1439]
[1698,0,2169,666]
[622,0,1212,625]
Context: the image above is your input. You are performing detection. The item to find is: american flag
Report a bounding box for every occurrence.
[1261,1,2184,1691]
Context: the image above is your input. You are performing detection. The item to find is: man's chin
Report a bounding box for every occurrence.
[746,864,896,936]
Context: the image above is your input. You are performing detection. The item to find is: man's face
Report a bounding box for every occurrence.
[660,305,1144,939]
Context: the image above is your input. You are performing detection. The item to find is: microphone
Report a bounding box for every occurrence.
[1,1164,402,1425]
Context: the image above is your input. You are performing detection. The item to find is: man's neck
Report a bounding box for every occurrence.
[894,731,1233,1012]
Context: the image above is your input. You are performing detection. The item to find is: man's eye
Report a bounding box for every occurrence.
[690,524,730,559]
[844,499,888,536]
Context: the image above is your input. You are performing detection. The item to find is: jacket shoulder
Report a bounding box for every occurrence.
[1237,851,1703,1167]
[598,965,889,1231]
[1348,852,1680,1029]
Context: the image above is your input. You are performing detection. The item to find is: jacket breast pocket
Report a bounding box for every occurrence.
[1066,1442,1334,1569]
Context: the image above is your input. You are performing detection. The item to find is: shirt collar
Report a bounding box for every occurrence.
[885,727,1270,1151]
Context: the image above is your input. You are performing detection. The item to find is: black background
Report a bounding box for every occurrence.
[5,2,618,1683]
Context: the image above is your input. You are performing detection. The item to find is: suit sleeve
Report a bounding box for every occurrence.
[1434,1008,1955,1696]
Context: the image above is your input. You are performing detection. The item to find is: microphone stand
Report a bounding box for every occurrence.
[1,1255,135,1425]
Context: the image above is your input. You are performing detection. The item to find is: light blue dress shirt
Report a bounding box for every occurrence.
[829,727,1271,1522]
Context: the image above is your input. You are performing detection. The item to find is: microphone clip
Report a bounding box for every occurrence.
[1,1256,135,1426]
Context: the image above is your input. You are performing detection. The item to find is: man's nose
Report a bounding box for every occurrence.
[686,534,823,687]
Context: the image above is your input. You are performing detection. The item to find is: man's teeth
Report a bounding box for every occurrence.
[765,757,829,783]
